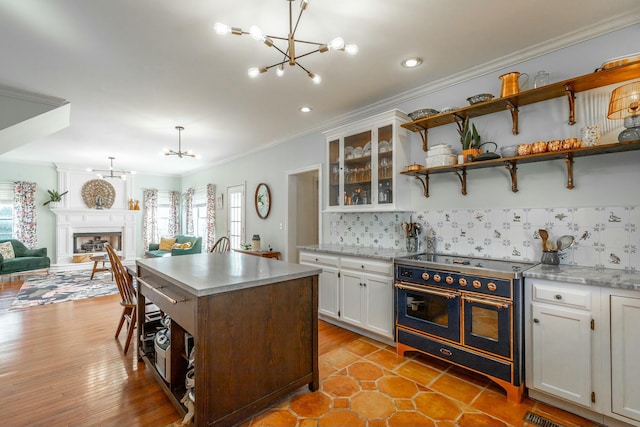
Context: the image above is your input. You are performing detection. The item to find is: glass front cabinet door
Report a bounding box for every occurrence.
[324,109,410,211]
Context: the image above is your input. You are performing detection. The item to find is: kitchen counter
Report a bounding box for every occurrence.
[137,251,321,297]
[524,264,640,291]
[297,244,414,261]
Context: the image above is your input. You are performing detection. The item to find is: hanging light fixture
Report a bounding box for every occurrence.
[214,0,357,84]
[164,126,196,158]
[88,157,134,180]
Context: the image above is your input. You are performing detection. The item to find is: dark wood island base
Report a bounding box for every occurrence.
[136,253,320,427]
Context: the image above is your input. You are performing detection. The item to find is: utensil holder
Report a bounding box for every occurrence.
[541,251,560,265]
[406,237,418,252]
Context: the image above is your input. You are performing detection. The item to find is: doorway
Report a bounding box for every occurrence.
[285,164,321,263]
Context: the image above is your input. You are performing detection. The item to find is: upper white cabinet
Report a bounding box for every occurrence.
[324,109,411,211]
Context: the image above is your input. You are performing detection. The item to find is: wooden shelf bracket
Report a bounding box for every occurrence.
[418,128,428,151]
[564,153,575,189]
[564,83,576,125]
[453,168,468,196]
[411,173,430,198]
[504,161,519,192]
[506,101,519,135]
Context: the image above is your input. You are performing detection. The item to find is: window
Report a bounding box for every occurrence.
[0,183,13,240]
[157,191,172,237]
[227,184,245,250]
[192,188,208,243]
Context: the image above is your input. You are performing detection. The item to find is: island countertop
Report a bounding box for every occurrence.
[136,251,321,297]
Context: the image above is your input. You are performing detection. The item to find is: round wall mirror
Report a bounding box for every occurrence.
[255,183,271,219]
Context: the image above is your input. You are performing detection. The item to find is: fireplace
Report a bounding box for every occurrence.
[73,232,122,253]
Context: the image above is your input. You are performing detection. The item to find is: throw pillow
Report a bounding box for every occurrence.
[173,242,192,249]
[159,237,177,251]
[0,241,15,259]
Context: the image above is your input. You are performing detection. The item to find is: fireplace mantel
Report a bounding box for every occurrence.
[53,208,137,265]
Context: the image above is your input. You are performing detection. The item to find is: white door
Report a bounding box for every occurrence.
[531,303,593,407]
[611,295,640,422]
[364,273,393,338]
[340,270,364,327]
[226,184,245,250]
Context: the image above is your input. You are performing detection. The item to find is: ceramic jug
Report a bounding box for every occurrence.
[499,71,529,97]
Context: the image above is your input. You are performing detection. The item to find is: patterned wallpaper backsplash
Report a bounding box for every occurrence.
[328,206,639,272]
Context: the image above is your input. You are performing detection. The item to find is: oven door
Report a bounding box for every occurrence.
[396,282,460,342]
[462,294,512,359]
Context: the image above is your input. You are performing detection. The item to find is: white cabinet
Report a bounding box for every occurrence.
[299,250,395,343]
[525,278,640,427]
[530,301,593,406]
[324,109,411,212]
[610,295,640,423]
[299,252,340,319]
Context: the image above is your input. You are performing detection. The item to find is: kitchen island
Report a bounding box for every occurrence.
[135,252,321,427]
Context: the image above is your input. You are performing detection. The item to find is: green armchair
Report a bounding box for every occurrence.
[145,235,203,258]
[0,239,50,276]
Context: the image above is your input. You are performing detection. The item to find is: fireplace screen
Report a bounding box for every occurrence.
[73,232,122,253]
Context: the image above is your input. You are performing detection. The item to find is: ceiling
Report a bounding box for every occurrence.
[1,0,639,176]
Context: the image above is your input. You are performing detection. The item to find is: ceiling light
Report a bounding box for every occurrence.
[402,57,423,68]
[164,126,197,158]
[300,106,312,113]
[214,0,357,83]
[88,157,134,180]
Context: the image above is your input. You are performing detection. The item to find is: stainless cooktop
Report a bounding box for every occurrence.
[395,253,537,279]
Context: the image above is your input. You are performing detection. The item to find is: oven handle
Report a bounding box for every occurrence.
[395,282,459,299]
[463,295,510,309]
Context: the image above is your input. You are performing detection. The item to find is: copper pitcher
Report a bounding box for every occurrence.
[499,71,529,97]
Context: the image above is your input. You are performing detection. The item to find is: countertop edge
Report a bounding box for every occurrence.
[524,265,640,291]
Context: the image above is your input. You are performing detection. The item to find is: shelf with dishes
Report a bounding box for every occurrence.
[401,140,640,197]
[401,60,640,150]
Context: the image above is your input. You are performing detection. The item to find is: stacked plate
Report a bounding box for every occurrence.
[426,144,457,168]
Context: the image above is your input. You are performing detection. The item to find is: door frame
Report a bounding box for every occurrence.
[285,164,322,263]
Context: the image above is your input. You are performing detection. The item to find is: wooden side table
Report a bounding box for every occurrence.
[90,254,122,279]
[233,249,281,260]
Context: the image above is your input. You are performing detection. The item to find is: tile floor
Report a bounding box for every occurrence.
[242,335,601,427]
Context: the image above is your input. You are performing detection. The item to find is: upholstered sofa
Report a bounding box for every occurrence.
[0,239,50,276]
[145,235,203,258]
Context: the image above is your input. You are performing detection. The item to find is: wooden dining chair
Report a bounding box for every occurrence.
[210,236,230,253]
[105,243,137,354]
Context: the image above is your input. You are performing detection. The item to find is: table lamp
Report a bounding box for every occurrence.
[607,81,640,142]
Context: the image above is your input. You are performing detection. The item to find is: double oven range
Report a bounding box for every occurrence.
[394,254,534,402]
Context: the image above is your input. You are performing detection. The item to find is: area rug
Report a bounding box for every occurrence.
[10,270,118,309]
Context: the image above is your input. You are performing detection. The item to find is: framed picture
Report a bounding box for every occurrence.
[216,194,223,210]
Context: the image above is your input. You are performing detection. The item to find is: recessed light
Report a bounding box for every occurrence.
[300,106,312,113]
[401,57,423,68]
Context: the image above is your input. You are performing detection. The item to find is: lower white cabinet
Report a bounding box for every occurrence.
[299,252,340,319]
[299,251,394,343]
[525,278,640,427]
[610,295,640,423]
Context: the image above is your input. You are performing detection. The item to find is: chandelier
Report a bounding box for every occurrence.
[164,126,196,158]
[88,157,134,180]
[214,0,357,84]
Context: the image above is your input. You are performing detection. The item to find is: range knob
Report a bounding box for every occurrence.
[421,272,430,281]
[445,276,454,285]
[487,282,497,291]
[459,278,467,286]
[472,280,482,289]
[433,274,442,283]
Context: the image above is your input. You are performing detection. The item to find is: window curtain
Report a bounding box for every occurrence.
[185,188,194,236]
[13,181,37,248]
[142,189,158,251]
[206,183,216,250]
[168,191,181,236]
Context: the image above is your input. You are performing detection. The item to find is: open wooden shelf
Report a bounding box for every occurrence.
[401,140,640,197]
[402,60,640,150]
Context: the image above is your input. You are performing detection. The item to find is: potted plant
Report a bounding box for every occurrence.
[43,189,68,207]
[457,118,483,159]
